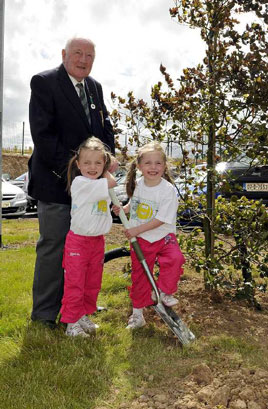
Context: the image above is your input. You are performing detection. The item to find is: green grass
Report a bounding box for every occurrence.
[0,218,267,409]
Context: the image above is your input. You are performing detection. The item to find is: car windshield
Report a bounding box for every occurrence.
[231,154,259,166]
[15,173,27,181]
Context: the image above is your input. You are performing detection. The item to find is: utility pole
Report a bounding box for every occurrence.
[22,121,25,155]
[0,0,5,248]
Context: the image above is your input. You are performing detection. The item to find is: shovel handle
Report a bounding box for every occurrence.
[109,188,131,230]
[109,188,144,260]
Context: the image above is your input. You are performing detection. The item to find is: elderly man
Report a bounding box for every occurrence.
[28,37,117,328]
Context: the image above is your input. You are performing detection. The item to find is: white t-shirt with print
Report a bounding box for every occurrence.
[70,176,112,236]
[128,177,178,243]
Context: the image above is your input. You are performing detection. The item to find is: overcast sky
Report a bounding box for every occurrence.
[3,0,206,146]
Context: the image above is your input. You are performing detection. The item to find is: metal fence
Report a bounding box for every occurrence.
[2,120,33,154]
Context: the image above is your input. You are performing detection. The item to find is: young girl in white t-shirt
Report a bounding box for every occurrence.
[60,137,116,337]
[113,142,185,329]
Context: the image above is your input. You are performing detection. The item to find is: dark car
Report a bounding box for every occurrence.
[176,156,268,205]
[217,154,268,206]
[175,155,268,228]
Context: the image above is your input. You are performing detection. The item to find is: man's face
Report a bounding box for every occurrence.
[62,39,95,81]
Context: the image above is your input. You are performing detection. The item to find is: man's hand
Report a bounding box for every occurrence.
[109,157,119,173]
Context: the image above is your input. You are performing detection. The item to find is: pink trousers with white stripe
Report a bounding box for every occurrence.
[130,233,185,308]
[60,230,104,323]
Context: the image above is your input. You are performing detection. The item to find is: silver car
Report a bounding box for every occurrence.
[1,178,27,217]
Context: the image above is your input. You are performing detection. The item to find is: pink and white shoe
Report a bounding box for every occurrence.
[78,315,99,333]
[152,290,178,307]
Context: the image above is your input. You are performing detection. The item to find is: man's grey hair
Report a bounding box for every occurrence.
[64,37,96,55]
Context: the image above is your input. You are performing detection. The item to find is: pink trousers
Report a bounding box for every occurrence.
[130,233,185,308]
[60,230,104,323]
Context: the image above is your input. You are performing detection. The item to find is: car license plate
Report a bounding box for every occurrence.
[2,201,11,208]
[245,183,268,192]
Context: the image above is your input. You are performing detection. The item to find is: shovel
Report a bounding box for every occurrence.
[109,188,195,346]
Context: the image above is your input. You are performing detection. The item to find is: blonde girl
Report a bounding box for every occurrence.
[113,141,185,329]
[60,137,116,337]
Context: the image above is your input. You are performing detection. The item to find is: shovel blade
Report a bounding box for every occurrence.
[153,303,195,345]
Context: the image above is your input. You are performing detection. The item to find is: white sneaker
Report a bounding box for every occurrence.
[152,290,178,307]
[78,315,99,333]
[126,314,146,329]
[66,322,90,338]
[160,293,178,307]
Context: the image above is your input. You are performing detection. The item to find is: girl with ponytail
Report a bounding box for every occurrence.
[113,141,185,330]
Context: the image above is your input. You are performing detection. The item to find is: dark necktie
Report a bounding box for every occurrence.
[76,83,91,126]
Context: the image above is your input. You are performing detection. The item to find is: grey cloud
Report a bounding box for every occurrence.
[4,0,27,38]
[3,74,29,122]
[50,0,68,29]
[136,0,178,33]
[89,0,124,22]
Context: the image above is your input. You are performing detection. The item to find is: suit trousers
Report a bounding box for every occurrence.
[31,201,71,322]
[129,233,185,309]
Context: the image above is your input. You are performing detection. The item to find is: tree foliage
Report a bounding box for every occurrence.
[110,0,268,303]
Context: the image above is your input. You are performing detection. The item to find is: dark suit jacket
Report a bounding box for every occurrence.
[28,64,115,204]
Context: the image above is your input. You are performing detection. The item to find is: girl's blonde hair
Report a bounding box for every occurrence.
[126,141,174,197]
[66,136,112,193]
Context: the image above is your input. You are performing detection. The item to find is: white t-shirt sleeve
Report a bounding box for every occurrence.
[71,176,109,202]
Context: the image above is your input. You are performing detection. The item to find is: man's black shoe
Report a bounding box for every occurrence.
[32,319,57,330]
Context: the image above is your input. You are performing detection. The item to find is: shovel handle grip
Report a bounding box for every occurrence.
[109,188,131,229]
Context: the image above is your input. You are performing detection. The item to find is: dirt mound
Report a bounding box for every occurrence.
[116,366,268,409]
[2,153,30,179]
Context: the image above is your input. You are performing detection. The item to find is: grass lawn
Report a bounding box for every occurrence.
[0,218,268,409]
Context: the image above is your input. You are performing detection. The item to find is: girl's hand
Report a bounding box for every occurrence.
[103,171,117,188]
[124,227,140,240]
[112,204,129,216]
[112,204,121,216]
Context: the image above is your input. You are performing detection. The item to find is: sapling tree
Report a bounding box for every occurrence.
[110,0,268,300]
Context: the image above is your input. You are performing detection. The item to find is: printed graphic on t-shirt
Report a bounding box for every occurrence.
[130,197,158,222]
[91,200,108,216]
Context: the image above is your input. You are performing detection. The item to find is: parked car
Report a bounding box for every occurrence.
[1,178,27,217]
[175,154,268,228]
[177,155,268,204]
[9,172,37,212]
[217,154,268,206]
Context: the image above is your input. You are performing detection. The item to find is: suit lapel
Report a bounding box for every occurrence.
[57,64,91,130]
[85,77,104,130]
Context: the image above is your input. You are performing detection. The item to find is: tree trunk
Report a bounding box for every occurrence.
[203,22,218,288]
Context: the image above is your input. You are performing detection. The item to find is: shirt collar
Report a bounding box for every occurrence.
[67,73,85,88]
